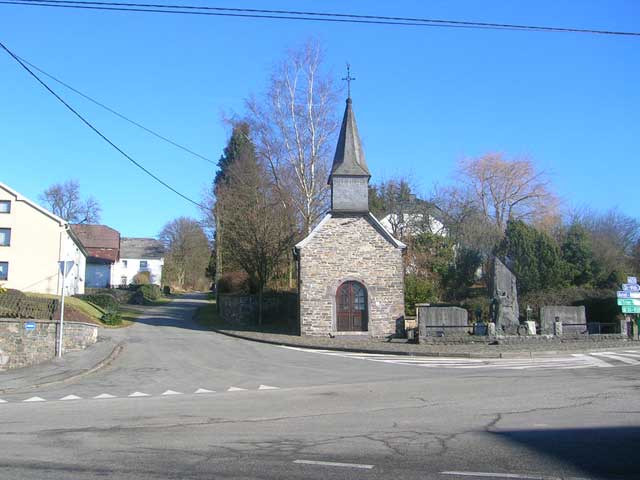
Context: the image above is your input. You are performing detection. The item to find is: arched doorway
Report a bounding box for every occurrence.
[336,281,368,332]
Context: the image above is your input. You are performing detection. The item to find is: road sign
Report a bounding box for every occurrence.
[622,283,640,292]
[622,305,640,314]
[628,276,638,285]
[617,291,640,299]
[58,260,74,276]
[24,322,36,331]
[618,299,640,306]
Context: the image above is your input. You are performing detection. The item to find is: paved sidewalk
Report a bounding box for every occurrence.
[210,324,639,359]
[0,334,123,394]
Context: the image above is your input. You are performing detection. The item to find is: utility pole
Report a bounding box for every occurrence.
[57,259,68,357]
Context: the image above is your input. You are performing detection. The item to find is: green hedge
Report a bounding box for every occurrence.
[75,293,119,311]
[0,289,57,319]
[519,287,618,323]
[131,284,162,304]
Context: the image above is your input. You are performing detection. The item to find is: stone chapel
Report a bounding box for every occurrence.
[294,96,406,337]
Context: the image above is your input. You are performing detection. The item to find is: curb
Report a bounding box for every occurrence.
[0,341,125,395]
[210,327,638,360]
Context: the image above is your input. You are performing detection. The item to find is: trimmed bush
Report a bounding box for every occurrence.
[75,293,119,311]
[101,309,123,325]
[131,284,162,304]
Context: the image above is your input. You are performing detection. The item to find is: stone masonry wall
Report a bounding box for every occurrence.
[0,319,98,371]
[298,214,404,337]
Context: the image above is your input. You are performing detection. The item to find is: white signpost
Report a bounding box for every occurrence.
[619,277,640,337]
[57,260,74,358]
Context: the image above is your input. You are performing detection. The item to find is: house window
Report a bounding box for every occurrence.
[0,228,10,246]
[0,262,7,280]
[122,260,128,268]
[0,201,10,213]
[140,260,148,269]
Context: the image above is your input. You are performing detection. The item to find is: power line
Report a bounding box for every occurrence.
[0,40,207,210]
[4,0,640,36]
[15,55,215,165]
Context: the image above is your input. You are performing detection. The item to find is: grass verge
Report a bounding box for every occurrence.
[194,300,220,328]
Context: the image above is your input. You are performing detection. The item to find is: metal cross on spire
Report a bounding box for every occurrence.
[342,63,356,99]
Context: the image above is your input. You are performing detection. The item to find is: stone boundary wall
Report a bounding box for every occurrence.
[0,318,98,371]
[218,293,297,327]
[416,333,630,345]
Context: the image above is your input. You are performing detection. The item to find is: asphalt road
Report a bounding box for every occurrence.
[0,294,638,480]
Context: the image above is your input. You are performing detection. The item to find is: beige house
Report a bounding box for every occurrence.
[0,182,87,295]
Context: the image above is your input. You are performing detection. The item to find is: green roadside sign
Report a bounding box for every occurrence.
[618,298,640,306]
[621,305,640,314]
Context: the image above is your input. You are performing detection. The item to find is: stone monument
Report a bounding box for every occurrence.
[490,257,520,334]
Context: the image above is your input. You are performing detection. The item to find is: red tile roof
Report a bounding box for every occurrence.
[71,224,120,262]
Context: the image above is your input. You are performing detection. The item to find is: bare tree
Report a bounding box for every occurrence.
[457,153,557,232]
[216,154,296,324]
[40,179,101,223]
[159,217,211,291]
[246,40,340,236]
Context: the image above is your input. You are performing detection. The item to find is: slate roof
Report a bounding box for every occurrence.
[328,98,370,183]
[70,224,120,262]
[121,237,164,259]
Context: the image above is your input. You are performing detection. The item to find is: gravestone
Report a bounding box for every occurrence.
[490,257,520,334]
[540,306,586,335]
[417,306,470,340]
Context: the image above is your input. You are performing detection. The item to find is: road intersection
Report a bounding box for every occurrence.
[1,294,638,480]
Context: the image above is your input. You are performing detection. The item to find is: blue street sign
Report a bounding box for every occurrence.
[617,291,640,299]
[622,283,640,292]
[24,322,36,331]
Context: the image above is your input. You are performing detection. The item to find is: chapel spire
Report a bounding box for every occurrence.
[328,68,371,213]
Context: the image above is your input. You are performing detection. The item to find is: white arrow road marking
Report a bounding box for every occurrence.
[258,385,279,390]
[60,395,82,401]
[128,391,150,397]
[293,460,374,470]
[194,388,215,394]
[161,390,182,396]
[591,352,640,365]
[23,396,46,402]
[227,387,247,392]
[94,393,116,399]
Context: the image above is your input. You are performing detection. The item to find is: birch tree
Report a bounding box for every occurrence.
[246,40,340,236]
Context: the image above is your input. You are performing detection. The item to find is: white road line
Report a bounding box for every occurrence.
[571,353,614,368]
[619,351,640,358]
[227,387,247,392]
[161,390,182,395]
[591,352,640,365]
[293,459,374,469]
[0,399,7,403]
[94,393,116,399]
[441,470,546,479]
[194,388,215,394]
[258,385,279,390]
[23,396,45,402]
[128,392,150,397]
[60,394,82,401]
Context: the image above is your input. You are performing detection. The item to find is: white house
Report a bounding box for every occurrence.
[0,182,87,295]
[379,213,446,239]
[112,238,164,286]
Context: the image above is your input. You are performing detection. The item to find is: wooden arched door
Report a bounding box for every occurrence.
[336,281,368,332]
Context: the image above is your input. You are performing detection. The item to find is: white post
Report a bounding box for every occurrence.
[57,260,67,357]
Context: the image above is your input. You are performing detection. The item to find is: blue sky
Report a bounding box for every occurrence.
[1,0,638,237]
